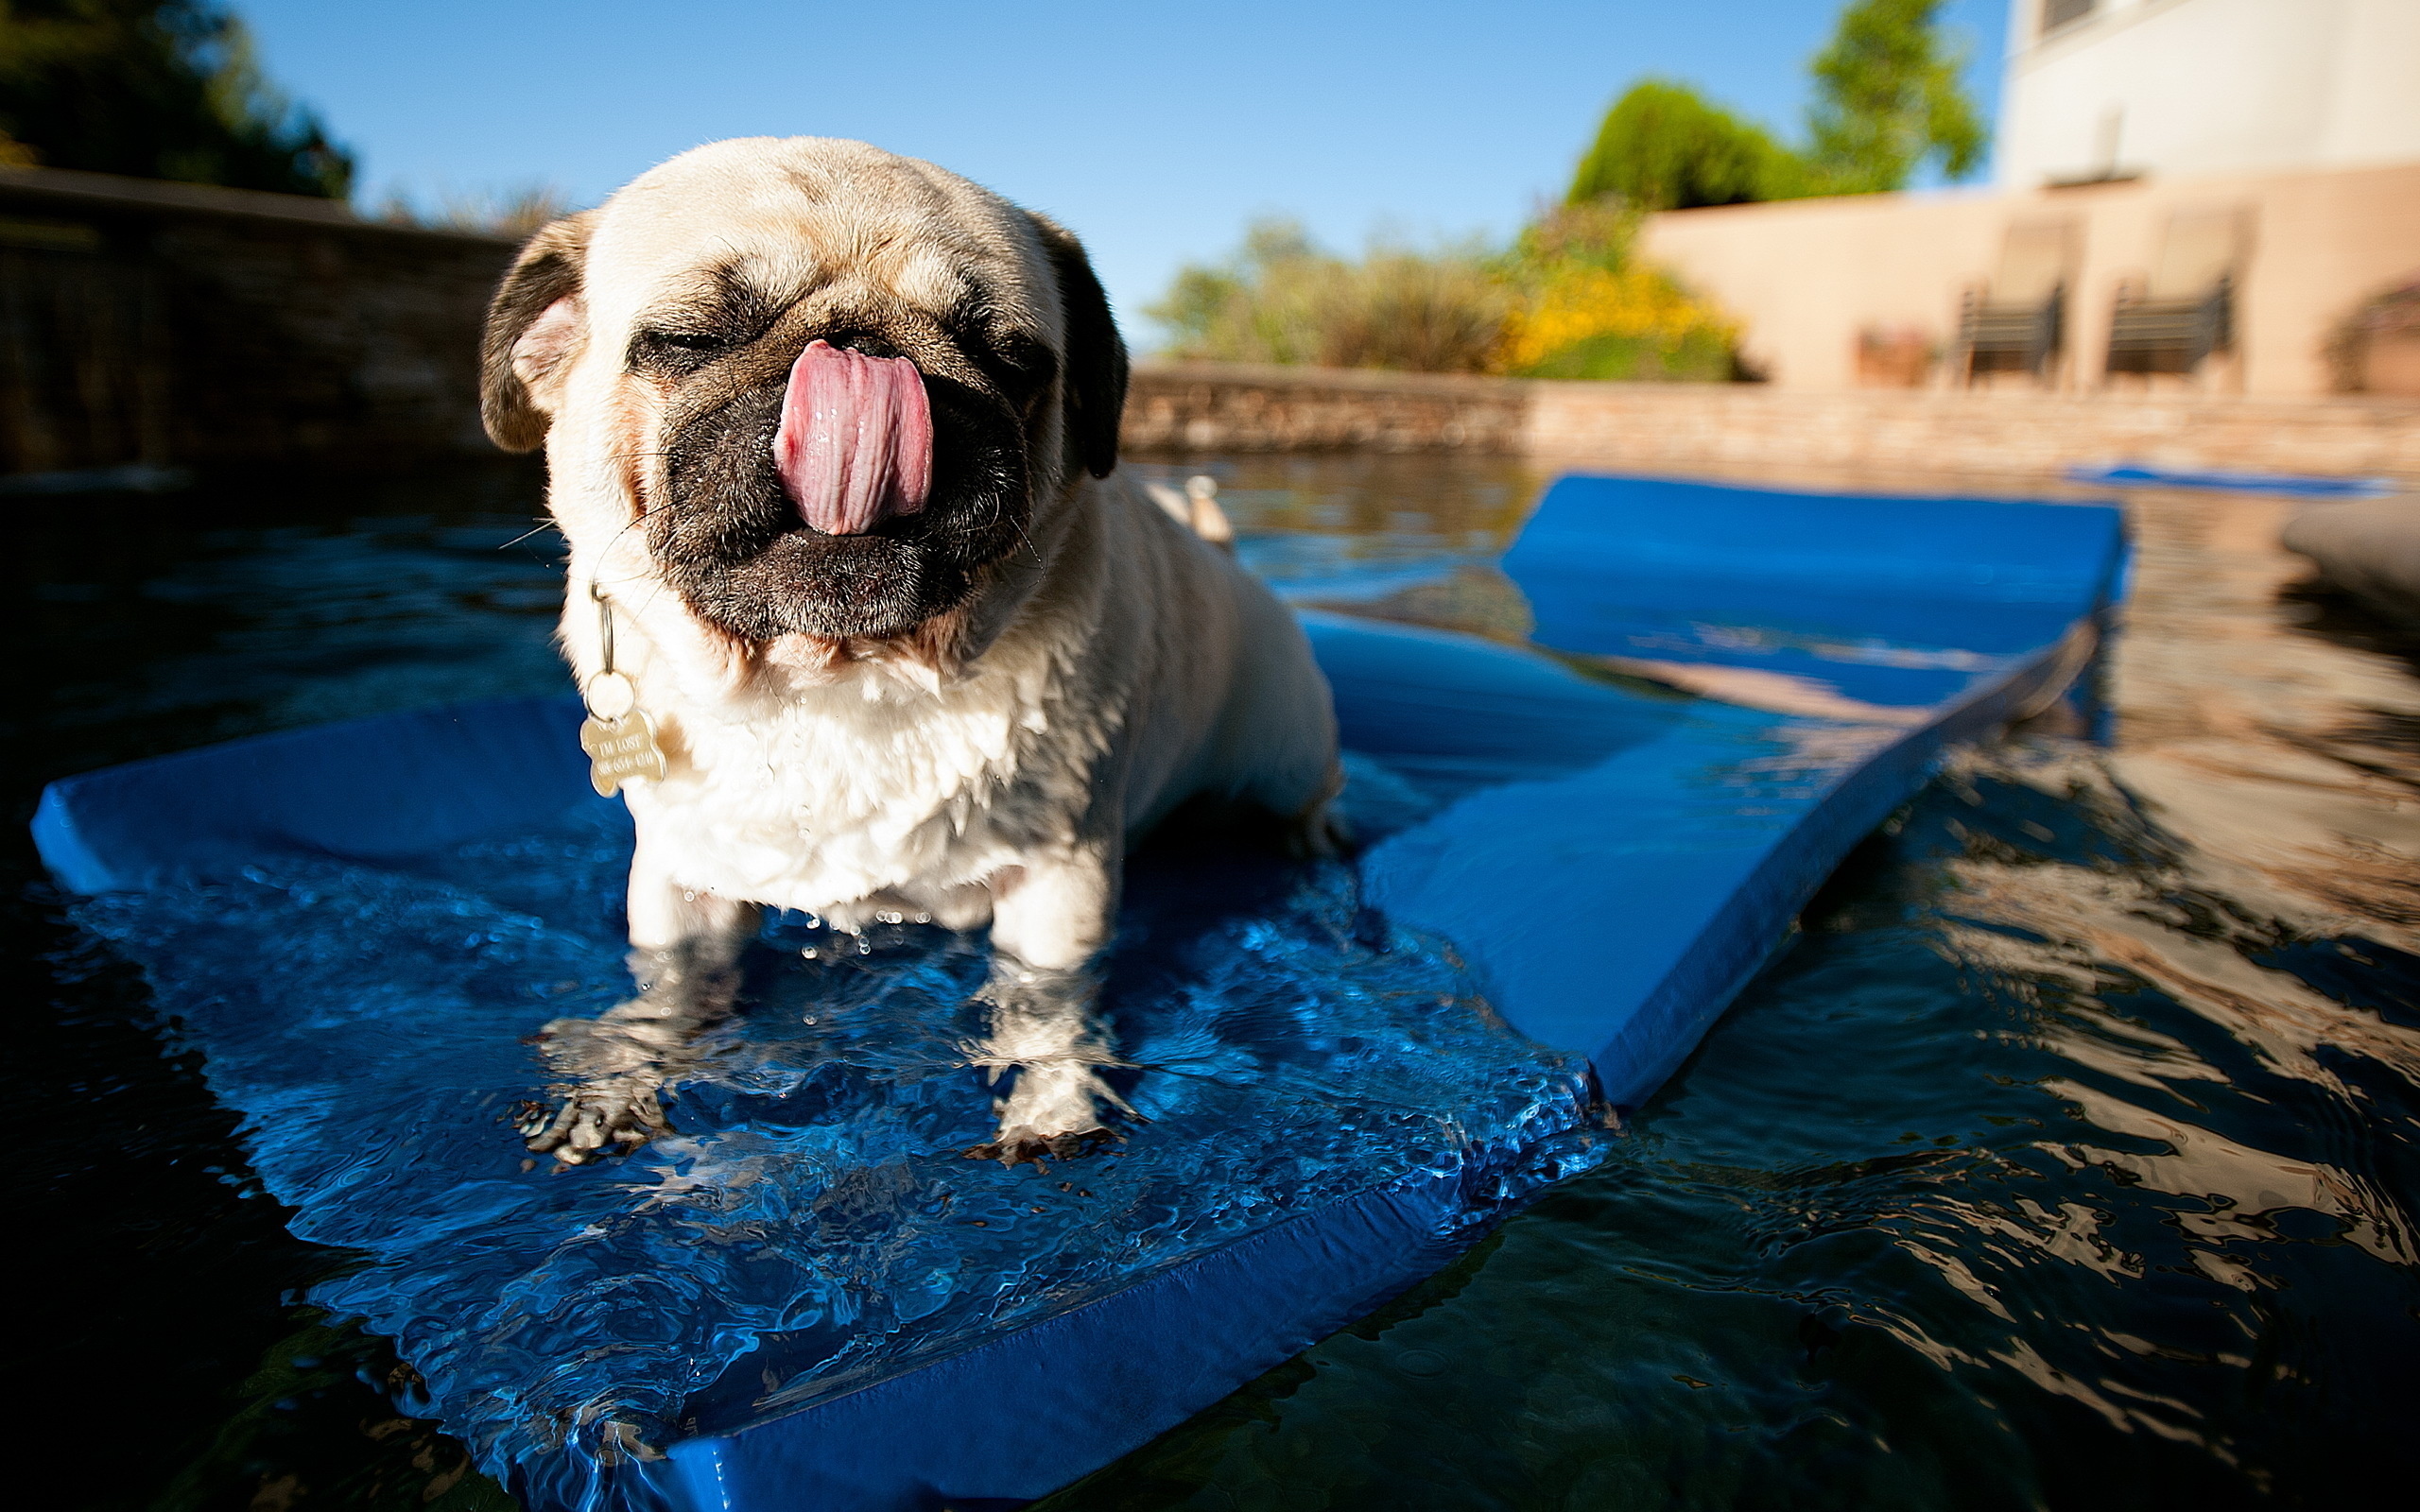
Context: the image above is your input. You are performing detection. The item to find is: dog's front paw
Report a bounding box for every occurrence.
[518,1007,692,1164]
[964,1059,1131,1168]
[518,1069,673,1164]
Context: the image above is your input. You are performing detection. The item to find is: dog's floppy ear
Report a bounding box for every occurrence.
[1028,213,1128,480]
[480,210,598,453]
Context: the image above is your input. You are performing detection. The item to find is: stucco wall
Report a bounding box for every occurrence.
[1999,0,2420,188]
[1636,161,2420,396]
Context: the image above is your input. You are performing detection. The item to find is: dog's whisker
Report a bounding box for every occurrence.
[495,519,559,551]
[1008,512,1043,566]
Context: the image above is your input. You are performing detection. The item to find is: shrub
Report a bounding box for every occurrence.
[1499,266,1737,380]
[1149,219,1512,374]
[1566,80,1801,212]
[379,183,579,239]
[1496,201,1739,381]
[2325,278,2420,393]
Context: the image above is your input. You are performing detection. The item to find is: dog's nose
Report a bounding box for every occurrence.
[773,340,933,536]
[819,332,904,361]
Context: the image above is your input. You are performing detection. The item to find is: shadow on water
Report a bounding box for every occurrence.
[14,455,2420,1509]
[9,458,556,1512]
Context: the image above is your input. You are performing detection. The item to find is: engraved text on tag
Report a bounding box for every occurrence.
[579,712,668,797]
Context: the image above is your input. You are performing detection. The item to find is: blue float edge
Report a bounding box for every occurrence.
[1590,617,2103,1108]
[31,696,594,895]
[623,1168,1484,1512]
[2067,463,2395,498]
[29,784,112,896]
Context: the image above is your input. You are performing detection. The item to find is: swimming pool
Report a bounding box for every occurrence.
[13,453,2419,1510]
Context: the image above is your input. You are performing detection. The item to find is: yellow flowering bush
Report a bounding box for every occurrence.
[1498,264,1737,379]
[1491,199,1739,382]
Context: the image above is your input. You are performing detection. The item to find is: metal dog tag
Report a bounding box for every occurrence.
[579,710,667,797]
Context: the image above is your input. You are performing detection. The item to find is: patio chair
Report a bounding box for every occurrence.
[2104,206,2248,379]
[1958,219,2077,385]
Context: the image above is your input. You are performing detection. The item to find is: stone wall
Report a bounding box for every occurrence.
[1524,383,2420,480]
[0,166,515,476]
[1122,361,1530,454]
[1126,360,2420,481]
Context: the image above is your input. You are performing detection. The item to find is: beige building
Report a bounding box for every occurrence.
[1637,0,2420,397]
[2000,0,2420,188]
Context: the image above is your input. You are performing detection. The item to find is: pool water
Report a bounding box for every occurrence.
[13,454,2420,1510]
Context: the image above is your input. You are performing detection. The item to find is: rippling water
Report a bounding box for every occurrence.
[14,455,2420,1509]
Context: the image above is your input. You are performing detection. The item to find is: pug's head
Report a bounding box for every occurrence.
[480,137,1127,645]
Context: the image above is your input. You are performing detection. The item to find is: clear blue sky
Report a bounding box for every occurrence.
[235,1,2009,347]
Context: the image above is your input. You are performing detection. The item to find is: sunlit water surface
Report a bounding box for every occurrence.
[12,454,2420,1510]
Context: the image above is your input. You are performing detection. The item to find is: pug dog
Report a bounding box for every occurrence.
[481,138,1340,1165]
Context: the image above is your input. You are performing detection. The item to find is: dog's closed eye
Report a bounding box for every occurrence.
[642,329,734,354]
[631,327,747,378]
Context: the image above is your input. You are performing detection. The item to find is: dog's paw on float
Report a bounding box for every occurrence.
[518,1071,675,1165]
[964,1125,1121,1170]
[963,1060,1134,1169]
[517,1003,700,1164]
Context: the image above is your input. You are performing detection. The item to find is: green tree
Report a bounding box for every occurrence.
[1565,0,1987,212]
[0,0,352,198]
[1566,79,1801,211]
[1806,0,1987,193]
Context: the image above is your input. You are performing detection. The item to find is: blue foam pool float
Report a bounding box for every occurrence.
[34,474,2125,1511]
[2067,462,2394,498]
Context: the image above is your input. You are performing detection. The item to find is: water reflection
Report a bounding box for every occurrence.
[1129,454,1547,645]
[1037,476,2420,1510]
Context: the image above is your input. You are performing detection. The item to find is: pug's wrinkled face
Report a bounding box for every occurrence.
[480,138,1126,644]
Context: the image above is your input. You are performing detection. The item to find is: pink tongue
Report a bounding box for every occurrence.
[772,340,934,535]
